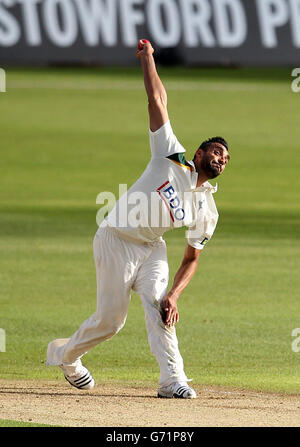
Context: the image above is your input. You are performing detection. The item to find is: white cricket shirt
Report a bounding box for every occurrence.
[104,120,219,250]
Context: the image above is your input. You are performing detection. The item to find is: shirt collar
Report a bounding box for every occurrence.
[188,160,218,193]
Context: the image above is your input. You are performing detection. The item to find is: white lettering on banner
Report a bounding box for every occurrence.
[256,0,289,48]
[74,0,117,46]
[119,0,144,46]
[0,0,21,46]
[179,0,215,47]
[213,0,247,47]
[289,0,300,47]
[1,0,300,51]
[43,0,78,47]
[20,0,42,45]
[147,0,181,47]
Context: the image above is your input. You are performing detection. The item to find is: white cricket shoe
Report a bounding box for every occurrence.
[158,381,196,399]
[60,362,95,390]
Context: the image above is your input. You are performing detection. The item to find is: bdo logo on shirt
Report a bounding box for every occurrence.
[157,181,185,222]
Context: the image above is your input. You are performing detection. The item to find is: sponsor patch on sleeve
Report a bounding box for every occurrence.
[200,237,209,246]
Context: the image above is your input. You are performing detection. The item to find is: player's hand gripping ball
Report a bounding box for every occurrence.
[137,39,150,50]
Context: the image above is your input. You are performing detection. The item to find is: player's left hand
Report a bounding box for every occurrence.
[161,293,179,327]
[136,39,154,59]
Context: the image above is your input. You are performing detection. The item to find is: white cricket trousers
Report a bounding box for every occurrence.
[47,226,188,387]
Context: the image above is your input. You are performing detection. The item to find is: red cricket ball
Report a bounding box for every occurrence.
[138,39,150,50]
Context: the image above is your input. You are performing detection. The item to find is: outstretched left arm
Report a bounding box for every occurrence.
[162,244,201,326]
[136,39,169,132]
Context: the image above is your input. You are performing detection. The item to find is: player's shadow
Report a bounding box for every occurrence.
[0,387,155,399]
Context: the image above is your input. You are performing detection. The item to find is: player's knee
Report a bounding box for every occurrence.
[106,320,126,337]
[92,316,126,339]
[111,322,125,336]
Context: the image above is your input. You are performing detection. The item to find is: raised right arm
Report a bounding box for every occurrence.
[136,40,169,132]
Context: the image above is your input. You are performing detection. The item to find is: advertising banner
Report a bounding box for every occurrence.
[0,0,299,66]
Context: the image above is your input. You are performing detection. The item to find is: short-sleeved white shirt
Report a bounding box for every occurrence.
[104,121,219,249]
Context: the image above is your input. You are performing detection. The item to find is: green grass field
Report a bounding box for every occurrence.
[0,66,300,394]
[0,419,59,427]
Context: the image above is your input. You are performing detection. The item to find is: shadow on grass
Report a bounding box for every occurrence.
[6,66,292,83]
[0,206,299,240]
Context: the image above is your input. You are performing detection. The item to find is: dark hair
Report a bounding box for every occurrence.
[199,136,229,152]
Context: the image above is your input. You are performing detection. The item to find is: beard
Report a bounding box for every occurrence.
[200,157,221,179]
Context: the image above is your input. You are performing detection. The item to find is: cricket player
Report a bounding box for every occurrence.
[47,40,230,399]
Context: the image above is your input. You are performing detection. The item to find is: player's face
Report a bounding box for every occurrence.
[197,144,230,179]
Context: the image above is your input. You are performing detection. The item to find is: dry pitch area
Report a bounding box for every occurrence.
[0,380,300,427]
